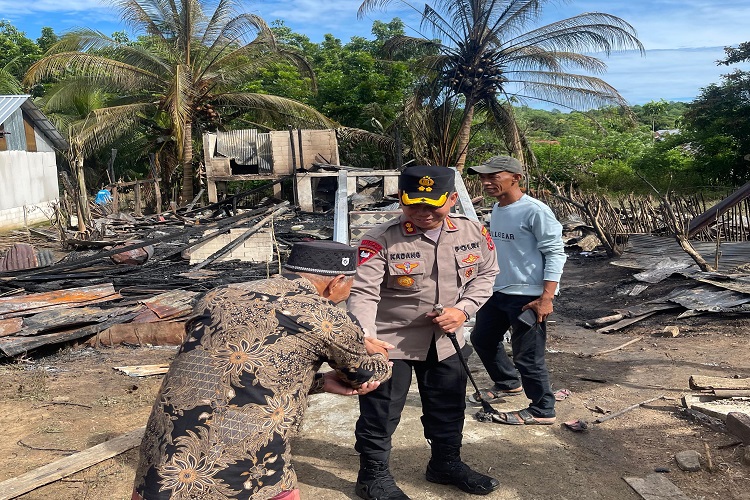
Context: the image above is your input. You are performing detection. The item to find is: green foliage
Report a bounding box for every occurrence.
[359,0,644,169]
[681,68,750,185]
[263,19,415,131]
[631,100,687,131]
[0,21,42,80]
[25,0,330,201]
[36,27,58,54]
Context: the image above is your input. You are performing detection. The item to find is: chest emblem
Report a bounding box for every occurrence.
[465,268,474,279]
[397,276,415,287]
[395,262,419,274]
[461,254,480,264]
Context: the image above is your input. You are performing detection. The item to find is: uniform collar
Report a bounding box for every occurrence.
[399,215,459,236]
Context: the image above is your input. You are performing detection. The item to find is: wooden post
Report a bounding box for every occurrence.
[297,128,305,170]
[153,178,162,214]
[395,126,403,170]
[74,154,89,231]
[148,153,162,214]
[288,125,298,207]
[134,180,142,217]
[107,149,117,184]
[111,185,119,214]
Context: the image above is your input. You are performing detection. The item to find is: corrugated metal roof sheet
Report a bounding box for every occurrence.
[619,234,750,271]
[216,129,258,165]
[0,95,28,126]
[0,94,68,150]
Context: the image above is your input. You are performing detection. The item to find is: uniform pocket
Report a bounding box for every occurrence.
[387,260,425,291]
[455,251,482,285]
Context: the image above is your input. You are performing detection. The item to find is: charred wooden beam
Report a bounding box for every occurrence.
[688,180,750,238]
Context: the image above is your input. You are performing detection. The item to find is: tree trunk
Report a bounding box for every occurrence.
[180,123,194,204]
[454,103,475,172]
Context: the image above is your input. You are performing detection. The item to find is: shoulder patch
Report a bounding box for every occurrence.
[402,221,417,234]
[481,226,495,251]
[358,239,383,265]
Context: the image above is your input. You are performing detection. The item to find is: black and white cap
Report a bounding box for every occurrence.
[284,241,357,275]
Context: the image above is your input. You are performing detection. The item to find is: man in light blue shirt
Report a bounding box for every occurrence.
[467,155,566,425]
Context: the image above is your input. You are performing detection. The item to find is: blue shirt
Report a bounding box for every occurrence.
[489,194,566,296]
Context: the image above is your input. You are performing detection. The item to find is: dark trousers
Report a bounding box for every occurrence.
[470,292,556,418]
[355,339,467,462]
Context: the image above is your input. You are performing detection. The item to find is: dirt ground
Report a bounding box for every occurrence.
[1,253,749,500]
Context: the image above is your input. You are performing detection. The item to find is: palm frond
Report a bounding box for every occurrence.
[69,103,151,156]
[213,93,334,128]
[337,127,397,156]
[24,52,162,91]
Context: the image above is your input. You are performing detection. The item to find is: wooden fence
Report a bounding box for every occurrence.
[463,177,750,242]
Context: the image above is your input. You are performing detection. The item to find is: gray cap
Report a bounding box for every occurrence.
[467,155,524,175]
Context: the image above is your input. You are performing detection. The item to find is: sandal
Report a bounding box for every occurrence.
[491,409,556,425]
[468,386,523,404]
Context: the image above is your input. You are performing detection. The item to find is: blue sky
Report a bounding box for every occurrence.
[3,0,750,108]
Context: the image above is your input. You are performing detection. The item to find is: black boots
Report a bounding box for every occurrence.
[425,443,500,495]
[355,457,410,500]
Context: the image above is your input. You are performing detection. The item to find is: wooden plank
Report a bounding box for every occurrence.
[0,284,118,316]
[714,390,750,398]
[0,426,145,500]
[18,306,140,336]
[623,473,690,500]
[727,412,750,444]
[0,318,23,337]
[687,399,750,422]
[113,364,170,377]
[689,375,750,391]
[1,294,123,320]
[596,312,656,333]
[0,310,141,357]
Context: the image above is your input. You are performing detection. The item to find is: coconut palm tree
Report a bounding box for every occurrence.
[359,0,644,171]
[25,0,331,202]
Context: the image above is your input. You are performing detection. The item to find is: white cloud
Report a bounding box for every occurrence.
[557,0,750,50]
[585,46,750,106]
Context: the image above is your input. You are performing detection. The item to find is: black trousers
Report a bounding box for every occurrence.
[354,339,467,462]
[470,292,556,418]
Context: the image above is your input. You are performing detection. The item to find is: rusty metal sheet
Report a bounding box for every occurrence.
[130,308,161,324]
[0,243,38,271]
[142,290,198,319]
[0,284,118,317]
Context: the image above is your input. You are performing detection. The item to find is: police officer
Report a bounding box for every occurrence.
[348,166,501,499]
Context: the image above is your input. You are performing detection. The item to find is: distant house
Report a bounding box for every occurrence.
[654,129,680,141]
[0,95,68,231]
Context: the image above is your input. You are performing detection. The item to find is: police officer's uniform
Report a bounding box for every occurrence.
[347,166,500,499]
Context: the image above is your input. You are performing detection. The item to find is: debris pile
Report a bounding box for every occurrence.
[0,195,336,358]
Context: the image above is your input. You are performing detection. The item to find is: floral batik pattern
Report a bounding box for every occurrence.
[133,275,391,499]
